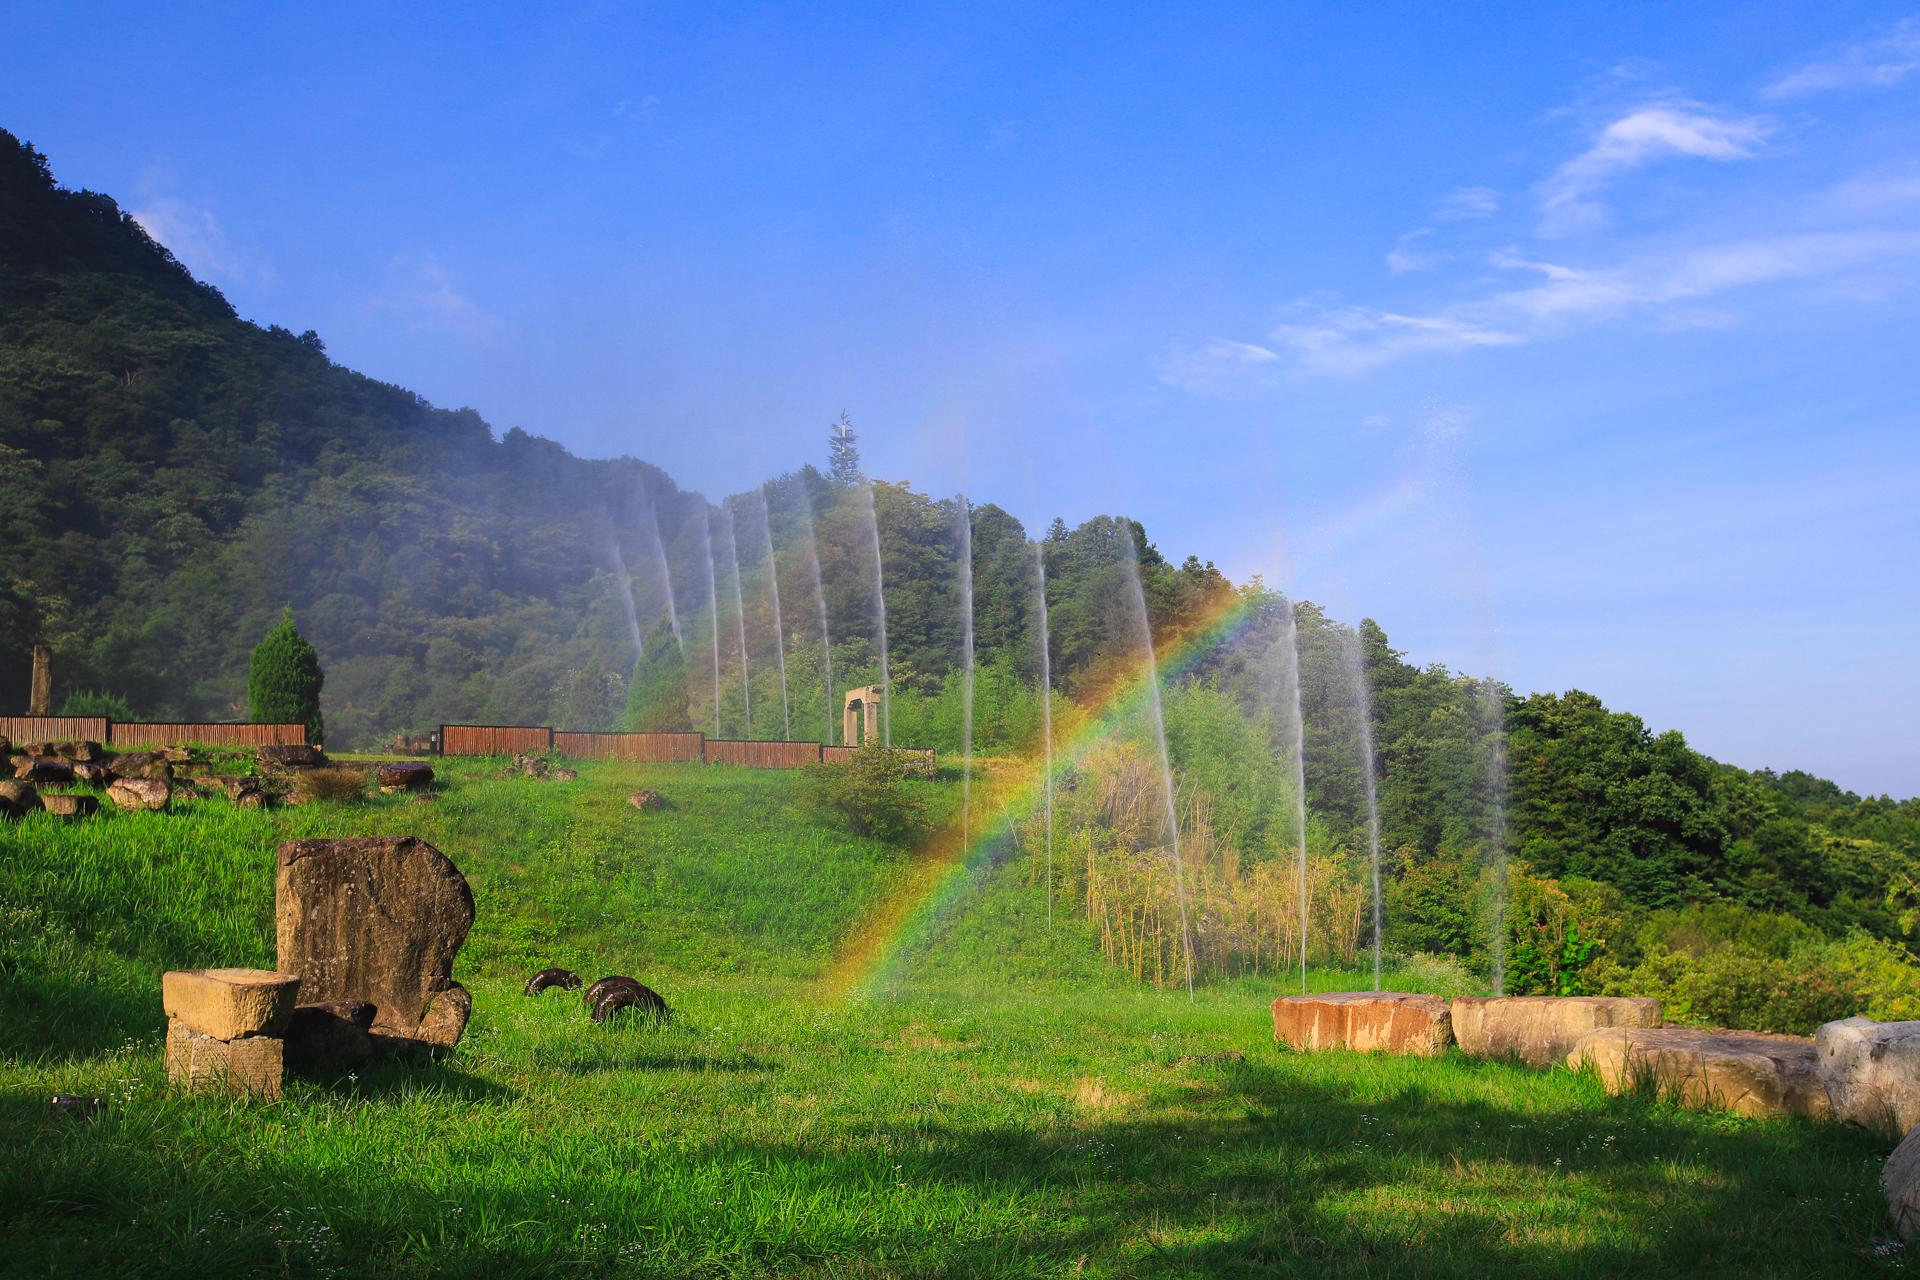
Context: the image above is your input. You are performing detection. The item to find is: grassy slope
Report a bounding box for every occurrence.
[0,760,1904,1278]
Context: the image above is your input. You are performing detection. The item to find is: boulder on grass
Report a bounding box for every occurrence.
[0,779,40,818]
[51,740,103,763]
[162,967,300,1040]
[107,777,171,811]
[108,752,172,783]
[1451,995,1663,1069]
[284,1000,377,1073]
[258,744,329,771]
[627,789,667,811]
[1816,1017,1920,1141]
[1566,1026,1832,1120]
[375,761,434,793]
[15,757,74,785]
[1271,991,1453,1056]
[276,836,474,1054]
[1888,1124,1920,1242]
[70,761,109,786]
[40,793,98,819]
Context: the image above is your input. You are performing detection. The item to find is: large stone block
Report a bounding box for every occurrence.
[1816,1017,1920,1141]
[1566,1026,1832,1120]
[276,836,474,1053]
[162,967,300,1040]
[0,779,39,818]
[107,778,170,810]
[1271,991,1453,1056]
[1888,1124,1920,1242]
[1452,995,1663,1069]
[375,761,434,792]
[40,792,99,819]
[165,1021,284,1098]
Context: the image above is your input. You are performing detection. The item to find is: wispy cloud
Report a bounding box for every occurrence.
[1435,186,1500,221]
[1764,17,1920,97]
[130,197,272,288]
[1537,104,1771,234]
[368,255,501,339]
[1151,337,1279,395]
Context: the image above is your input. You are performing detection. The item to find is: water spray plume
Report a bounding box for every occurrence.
[605,521,643,665]
[757,486,791,740]
[1035,541,1054,930]
[700,509,722,736]
[722,504,752,735]
[1344,625,1386,992]
[1281,598,1310,996]
[795,489,833,743]
[645,493,681,652]
[958,495,974,850]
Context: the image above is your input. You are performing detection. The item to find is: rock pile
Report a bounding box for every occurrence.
[162,967,300,1099]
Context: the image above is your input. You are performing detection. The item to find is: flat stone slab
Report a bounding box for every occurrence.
[1452,995,1662,1069]
[107,777,170,810]
[165,1020,284,1098]
[1272,991,1453,1056]
[1816,1017,1920,1141]
[162,967,300,1040]
[1566,1026,1832,1120]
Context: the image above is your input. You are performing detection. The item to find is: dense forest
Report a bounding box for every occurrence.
[4,127,1917,1025]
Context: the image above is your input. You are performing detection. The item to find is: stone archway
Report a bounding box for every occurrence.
[842,684,883,746]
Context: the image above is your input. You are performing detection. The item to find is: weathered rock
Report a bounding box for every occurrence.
[1816,1017,1920,1141]
[70,761,110,786]
[108,752,173,783]
[284,1000,377,1073]
[1566,1026,1832,1120]
[1451,995,1663,1069]
[375,761,434,792]
[162,967,300,1040]
[0,779,40,818]
[1271,992,1453,1056]
[1888,1124,1920,1242]
[258,744,329,770]
[50,740,103,763]
[165,1020,283,1098]
[627,789,667,811]
[276,836,475,1053]
[234,788,273,809]
[0,734,9,755]
[15,757,74,785]
[40,792,98,819]
[552,768,579,782]
[512,753,550,778]
[107,777,171,811]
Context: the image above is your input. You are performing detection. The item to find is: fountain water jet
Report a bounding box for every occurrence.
[1280,598,1311,996]
[859,482,891,747]
[1119,524,1194,1001]
[1480,679,1510,994]
[1035,540,1054,928]
[956,495,974,849]
[643,493,682,652]
[756,487,791,740]
[1343,626,1385,990]
[605,521,643,665]
[794,489,834,743]
[721,504,752,735]
[700,508,722,736]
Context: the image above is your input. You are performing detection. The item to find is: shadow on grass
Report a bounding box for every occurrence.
[2,1052,1897,1279]
[548,1049,777,1076]
[292,1059,518,1104]
[0,970,162,1062]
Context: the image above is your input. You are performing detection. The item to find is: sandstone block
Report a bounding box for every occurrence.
[162,967,300,1040]
[107,777,170,810]
[259,744,328,770]
[375,761,434,792]
[1566,1026,1832,1120]
[276,836,474,1053]
[1888,1124,1920,1242]
[51,740,103,762]
[627,789,667,811]
[108,751,172,782]
[70,761,109,786]
[1271,991,1453,1056]
[165,1021,283,1098]
[1452,995,1663,1069]
[1815,1017,1920,1141]
[40,793,98,819]
[0,779,39,818]
[15,757,74,785]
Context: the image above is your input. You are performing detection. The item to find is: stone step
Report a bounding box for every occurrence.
[1566,1026,1831,1120]
[1271,991,1453,1056]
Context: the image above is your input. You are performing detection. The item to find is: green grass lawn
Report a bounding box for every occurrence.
[0,759,1905,1277]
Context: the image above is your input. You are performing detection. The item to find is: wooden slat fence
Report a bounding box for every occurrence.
[440,724,555,756]
[822,744,936,775]
[110,722,305,748]
[553,731,706,762]
[703,739,824,769]
[0,715,108,744]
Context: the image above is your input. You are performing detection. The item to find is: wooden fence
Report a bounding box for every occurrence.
[440,724,554,756]
[702,739,824,769]
[0,715,109,743]
[822,744,937,774]
[552,731,706,762]
[109,722,305,748]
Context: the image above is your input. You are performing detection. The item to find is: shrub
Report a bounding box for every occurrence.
[292,766,366,804]
[805,743,928,845]
[248,608,325,744]
[57,688,135,720]
[1618,944,1860,1035]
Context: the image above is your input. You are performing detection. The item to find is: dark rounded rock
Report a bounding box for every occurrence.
[626,789,668,811]
[258,744,329,771]
[375,761,435,792]
[0,779,40,818]
[523,967,582,996]
[592,981,671,1024]
[108,752,173,783]
[284,1000,378,1073]
[15,757,74,785]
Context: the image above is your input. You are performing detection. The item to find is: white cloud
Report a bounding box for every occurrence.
[1537,105,1771,234]
[1386,228,1440,275]
[1152,337,1279,394]
[369,255,500,338]
[1764,18,1920,97]
[130,197,272,288]
[1266,307,1524,376]
[1434,186,1500,221]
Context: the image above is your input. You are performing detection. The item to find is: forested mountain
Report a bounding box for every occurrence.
[5,127,1917,1022]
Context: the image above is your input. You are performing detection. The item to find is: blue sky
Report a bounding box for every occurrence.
[5,3,1918,794]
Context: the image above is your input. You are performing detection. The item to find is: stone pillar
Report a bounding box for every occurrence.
[841,685,882,747]
[162,967,299,1098]
[28,642,52,715]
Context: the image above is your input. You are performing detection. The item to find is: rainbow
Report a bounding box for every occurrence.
[820,585,1269,998]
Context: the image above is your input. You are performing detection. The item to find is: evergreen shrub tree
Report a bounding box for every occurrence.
[248,608,325,743]
[624,617,693,731]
